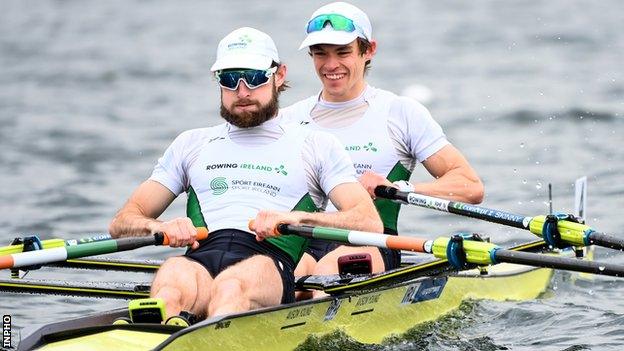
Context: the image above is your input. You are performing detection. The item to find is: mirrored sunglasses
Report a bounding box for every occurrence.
[215,67,278,90]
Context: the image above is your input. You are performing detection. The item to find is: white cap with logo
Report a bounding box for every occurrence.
[299,2,372,50]
[211,27,280,72]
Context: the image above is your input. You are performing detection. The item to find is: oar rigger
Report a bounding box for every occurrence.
[540,213,585,249]
[439,233,489,270]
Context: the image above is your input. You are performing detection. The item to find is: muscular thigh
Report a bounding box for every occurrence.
[215,255,284,308]
[152,256,213,309]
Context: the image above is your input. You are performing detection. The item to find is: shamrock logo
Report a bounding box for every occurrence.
[275,165,288,176]
[363,142,378,152]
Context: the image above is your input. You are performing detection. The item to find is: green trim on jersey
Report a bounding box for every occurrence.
[267,193,318,263]
[374,161,411,233]
[186,187,208,228]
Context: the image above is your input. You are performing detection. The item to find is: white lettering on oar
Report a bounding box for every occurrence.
[407,194,450,211]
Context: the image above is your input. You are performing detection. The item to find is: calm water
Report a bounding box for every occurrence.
[1,1,623,349]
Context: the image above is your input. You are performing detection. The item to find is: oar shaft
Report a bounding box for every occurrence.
[494,249,624,277]
[276,223,624,278]
[276,224,429,252]
[588,232,624,251]
[375,186,529,229]
[0,228,208,270]
[0,278,150,299]
[1,234,113,256]
[0,237,154,270]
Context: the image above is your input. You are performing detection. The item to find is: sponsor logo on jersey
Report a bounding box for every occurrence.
[210,177,228,195]
[205,163,288,176]
[345,142,378,152]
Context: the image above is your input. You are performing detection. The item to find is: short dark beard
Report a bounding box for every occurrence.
[220,84,279,128]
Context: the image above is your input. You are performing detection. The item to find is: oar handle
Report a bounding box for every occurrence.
[157,227,209,246]
[374,185,407,202]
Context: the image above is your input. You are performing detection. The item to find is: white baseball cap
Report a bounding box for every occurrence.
[299,2,372,50]
[211,27,280,72]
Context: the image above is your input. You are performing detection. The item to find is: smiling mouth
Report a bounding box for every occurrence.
[324,73,346,80]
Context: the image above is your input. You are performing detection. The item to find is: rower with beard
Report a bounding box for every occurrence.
[109,27,382,324]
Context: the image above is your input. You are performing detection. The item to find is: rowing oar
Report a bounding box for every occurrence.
[374,186,624,251]
[0,228,208,270]
[273,223,624,277]
[1,234,112,256]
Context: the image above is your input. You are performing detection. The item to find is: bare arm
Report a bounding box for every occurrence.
[417,144,484,204]
[251,182,383,239]
[358,144,484,204]
[109,180,199,248]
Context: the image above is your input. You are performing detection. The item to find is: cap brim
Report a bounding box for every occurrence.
[210,54,273,71]
[298,31,359,50]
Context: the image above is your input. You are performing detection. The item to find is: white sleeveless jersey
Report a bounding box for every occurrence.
[280,86,448,232]
[149,121,356,261]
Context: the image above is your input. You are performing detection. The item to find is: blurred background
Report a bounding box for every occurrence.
[1,1,623,349]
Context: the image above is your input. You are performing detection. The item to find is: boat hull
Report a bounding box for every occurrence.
[24,261,554,350]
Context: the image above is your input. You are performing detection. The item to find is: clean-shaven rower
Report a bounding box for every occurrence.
[281,2,484,292]
[109,27,382,321]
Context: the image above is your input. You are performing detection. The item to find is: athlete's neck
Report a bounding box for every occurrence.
[318,85,368,109]
[312,86,370,129]
[320,80,367,103]
[227,115,284,147]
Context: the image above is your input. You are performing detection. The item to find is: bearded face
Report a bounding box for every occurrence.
[219,81,280,128]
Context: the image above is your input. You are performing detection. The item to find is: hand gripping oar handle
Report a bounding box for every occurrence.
[0,228,209,270]
[375,185,624,251]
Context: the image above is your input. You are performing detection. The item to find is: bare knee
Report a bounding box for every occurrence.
[153,257,188,290]
[152,256,211,317]
[295,253,316,276]
[209,278,247,315]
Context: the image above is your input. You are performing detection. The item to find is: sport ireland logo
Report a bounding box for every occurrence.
[210,177,228,195]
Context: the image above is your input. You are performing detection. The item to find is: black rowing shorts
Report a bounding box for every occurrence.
[185,229,296,304]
